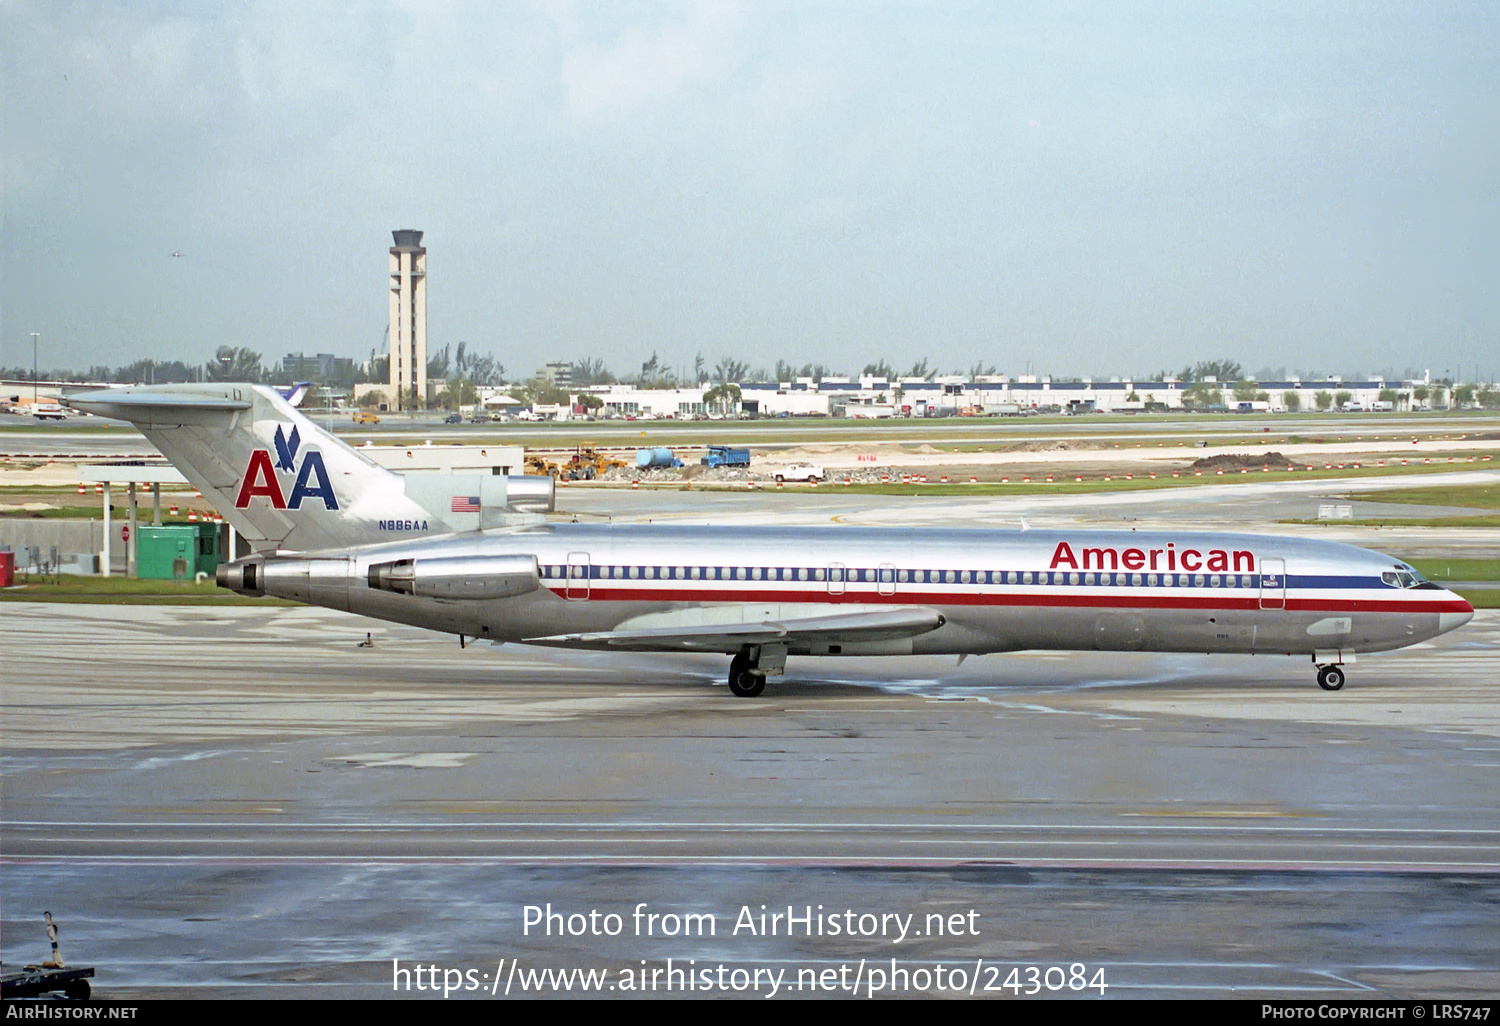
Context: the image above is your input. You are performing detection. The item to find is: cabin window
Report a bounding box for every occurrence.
[898,569,909,583]
[814,568,826,581]
[690,567,700,580]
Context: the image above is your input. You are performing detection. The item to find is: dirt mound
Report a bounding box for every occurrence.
[1191,450,1295,470]
[1010,439,1107,452]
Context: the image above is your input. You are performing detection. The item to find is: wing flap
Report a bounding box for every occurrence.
[525,606,945,651]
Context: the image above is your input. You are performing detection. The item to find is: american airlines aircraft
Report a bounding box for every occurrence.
[67,384,1474,697]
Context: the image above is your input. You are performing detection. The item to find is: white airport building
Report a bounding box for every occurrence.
[550,375,1452,419]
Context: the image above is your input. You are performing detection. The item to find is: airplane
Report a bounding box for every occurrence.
[65,383,1474,697]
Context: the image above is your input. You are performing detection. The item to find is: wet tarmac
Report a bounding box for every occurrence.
[3,601,1498,998]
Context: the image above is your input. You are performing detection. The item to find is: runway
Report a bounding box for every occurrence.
[4,601,1499,997]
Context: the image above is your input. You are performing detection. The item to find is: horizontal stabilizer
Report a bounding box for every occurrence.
[65,391,251,418]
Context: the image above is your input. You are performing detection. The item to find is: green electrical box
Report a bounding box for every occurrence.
[135,524,223,580]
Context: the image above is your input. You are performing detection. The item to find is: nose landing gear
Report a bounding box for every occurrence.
[1316,664,1346,691]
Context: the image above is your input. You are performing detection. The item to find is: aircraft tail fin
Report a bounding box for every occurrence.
[279,382,315,408]
[66,384,429,551]
[66,383,559,554]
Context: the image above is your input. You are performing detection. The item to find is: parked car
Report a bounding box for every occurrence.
[444,413,463,424]
[352,411,380,424]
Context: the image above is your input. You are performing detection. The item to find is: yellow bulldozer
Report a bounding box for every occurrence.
[525,446,628,481]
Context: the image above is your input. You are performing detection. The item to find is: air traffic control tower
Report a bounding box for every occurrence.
[388,229,427,410]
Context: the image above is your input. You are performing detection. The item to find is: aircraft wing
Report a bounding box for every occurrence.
[524,606,945,651]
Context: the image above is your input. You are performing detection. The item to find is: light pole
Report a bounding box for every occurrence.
[31,332,39,401]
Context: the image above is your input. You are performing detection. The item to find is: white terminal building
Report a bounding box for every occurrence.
[525,374,1464,420]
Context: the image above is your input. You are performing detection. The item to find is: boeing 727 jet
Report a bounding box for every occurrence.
[67,384,1474,696]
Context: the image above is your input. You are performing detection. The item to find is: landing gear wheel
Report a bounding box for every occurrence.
[729,671,765,698]
[1317,665,1345,691]
[727,651,765,697]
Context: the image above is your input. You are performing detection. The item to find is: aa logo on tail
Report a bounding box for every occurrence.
[235,424,339,510]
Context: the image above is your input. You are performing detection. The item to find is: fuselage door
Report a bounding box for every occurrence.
[566,551,590,600]
[1259,557,1286,610]
[877,563,897,596]
[827,562,846,596]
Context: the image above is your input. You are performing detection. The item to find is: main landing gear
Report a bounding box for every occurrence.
[1316,664,1346,691]
[728,650,766,698]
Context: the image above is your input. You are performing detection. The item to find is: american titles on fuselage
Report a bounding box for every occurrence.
[1049,541,1253,573]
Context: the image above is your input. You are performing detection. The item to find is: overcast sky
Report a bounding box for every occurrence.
[3,1,1497,381]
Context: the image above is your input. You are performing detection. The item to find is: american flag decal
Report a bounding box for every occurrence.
[451,496,481,513]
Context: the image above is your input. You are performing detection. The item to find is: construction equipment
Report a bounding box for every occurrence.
[524,453,560,478]
[526,446,630,481]
[564,446,628,480]
[701,445,750,468]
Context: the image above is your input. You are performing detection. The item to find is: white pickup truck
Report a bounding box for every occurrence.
[775,463,824,483]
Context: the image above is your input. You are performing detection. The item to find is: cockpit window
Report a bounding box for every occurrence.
[1385,566,1427,589]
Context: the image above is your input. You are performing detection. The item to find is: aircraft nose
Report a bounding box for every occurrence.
[1438,593,1475,634]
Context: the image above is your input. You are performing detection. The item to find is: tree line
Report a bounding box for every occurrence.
[8,348,1496,411]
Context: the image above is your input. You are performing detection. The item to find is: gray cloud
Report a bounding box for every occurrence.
[3,1,1497,380]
